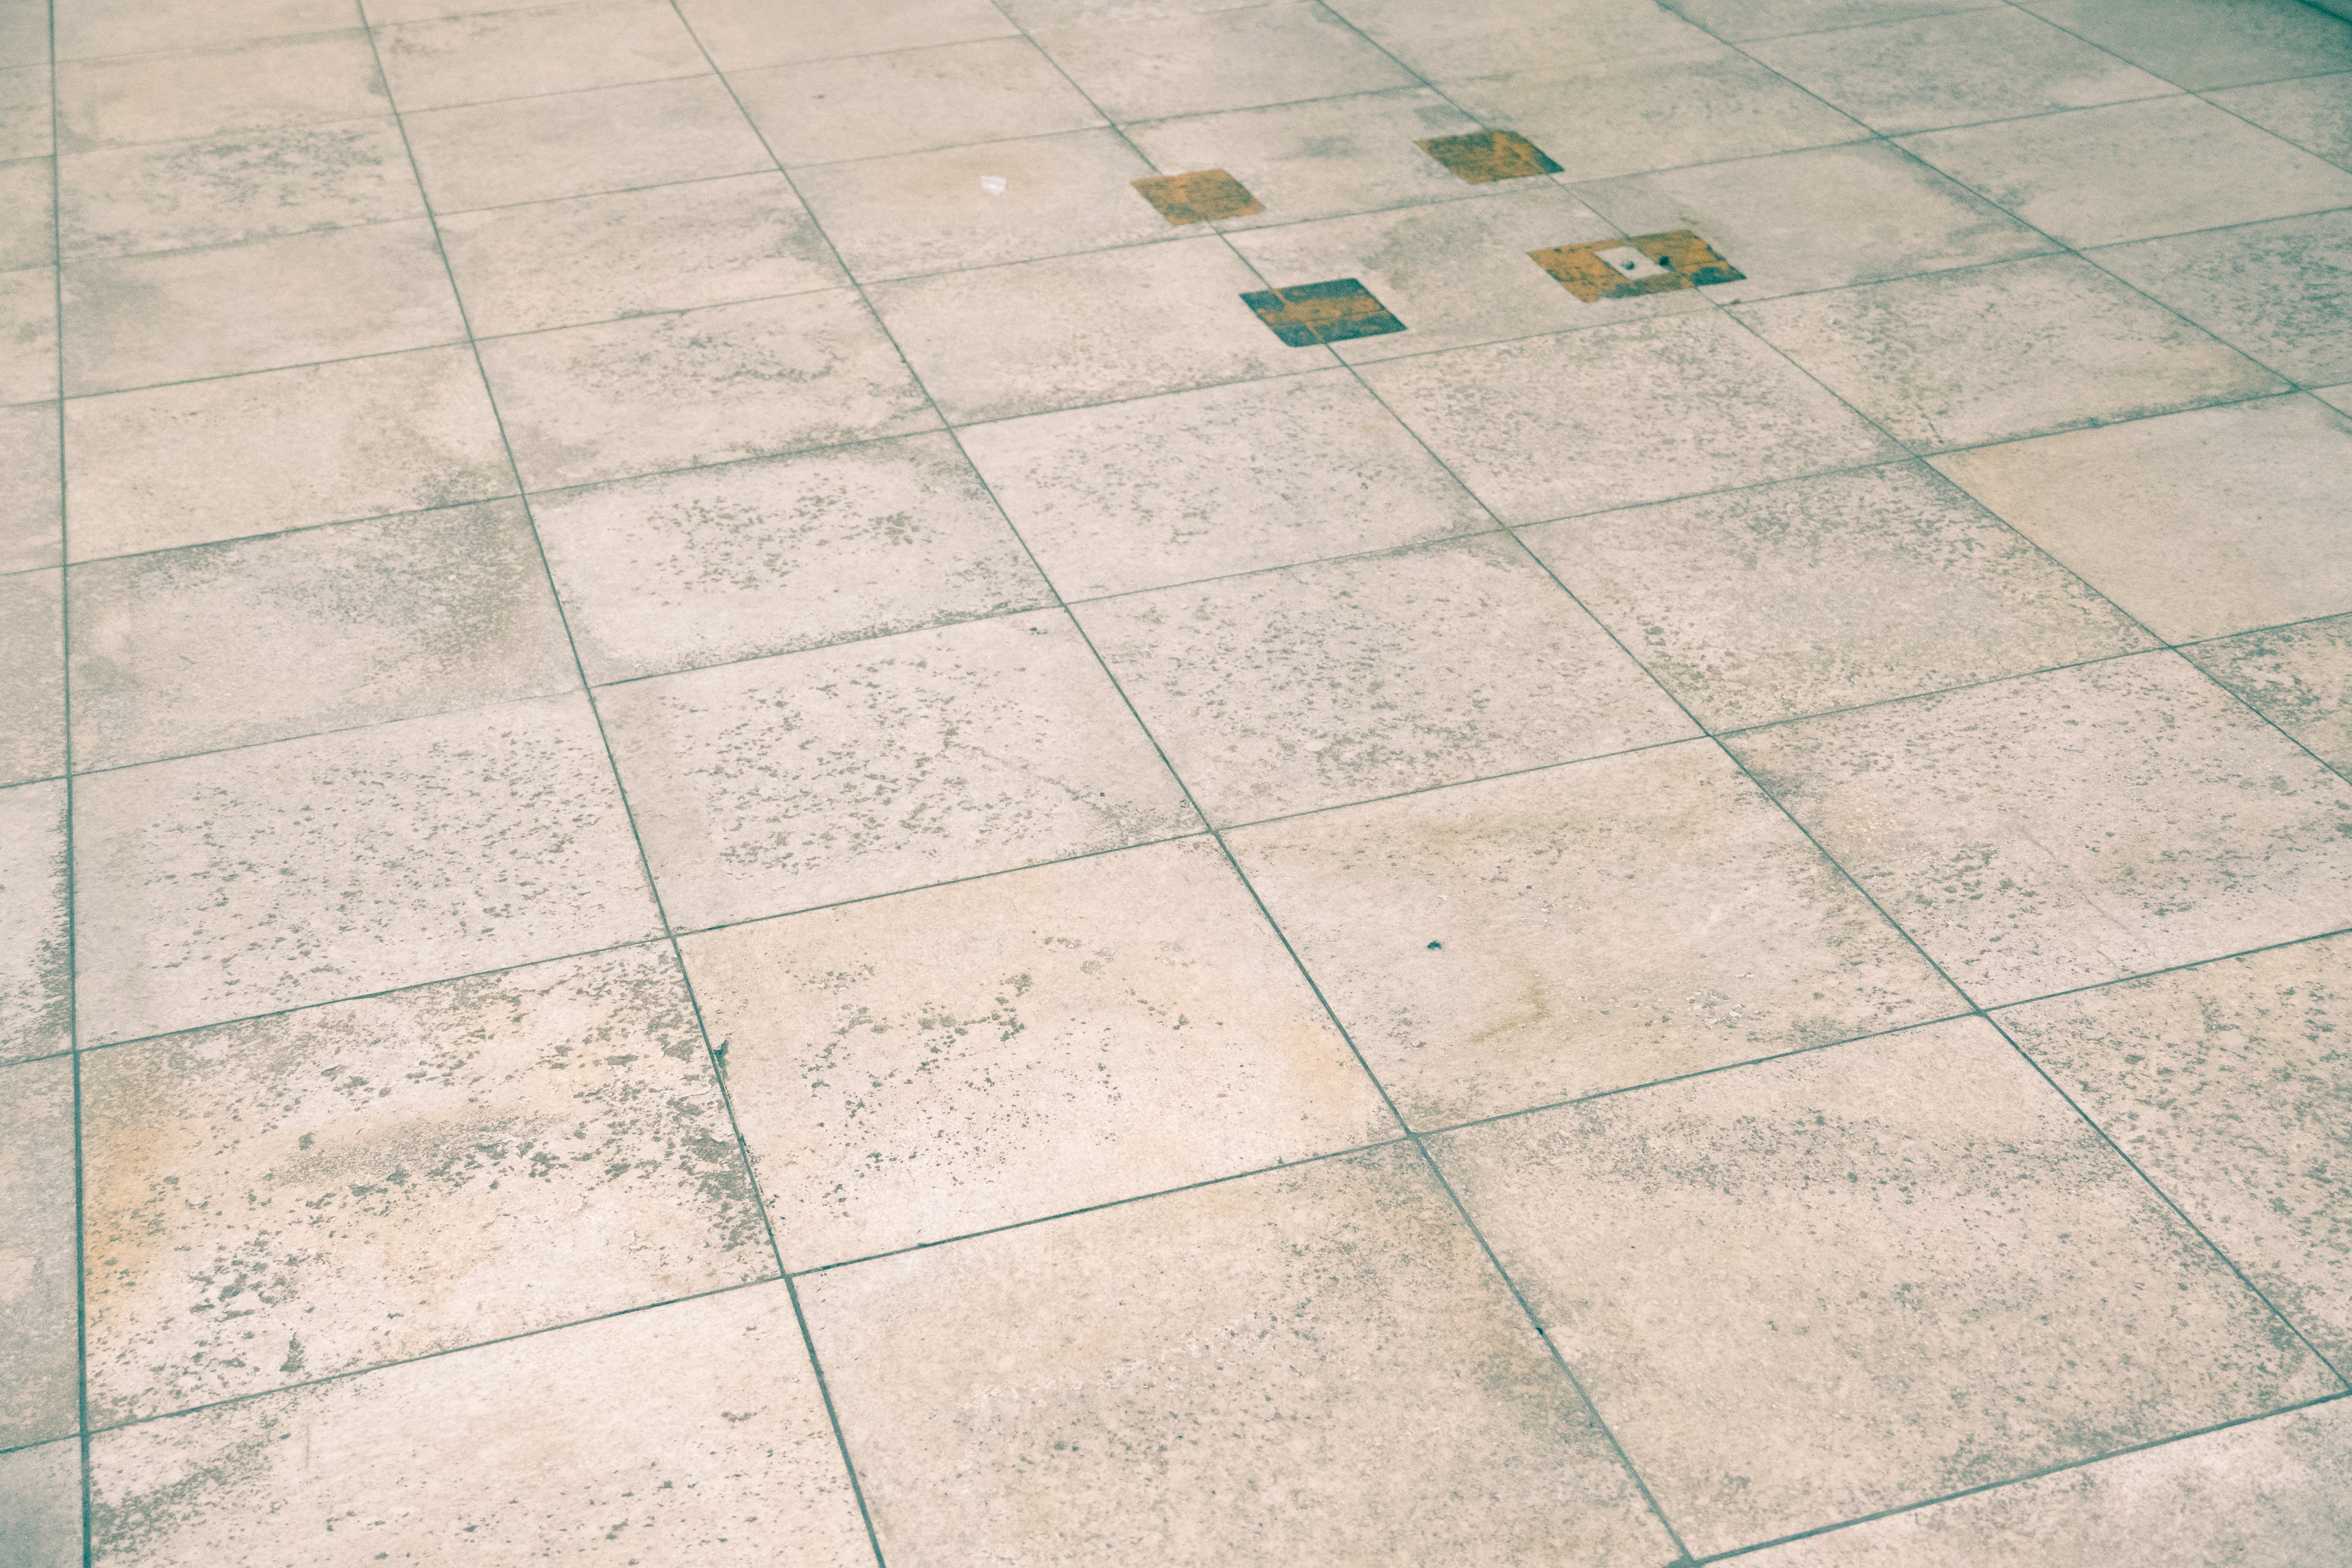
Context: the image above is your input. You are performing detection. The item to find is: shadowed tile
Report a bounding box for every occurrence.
[0,780,69,1063]
[0,1441,80,1568]
[54,0,350,59]
[0,402,60,571]
[2090,212,2352,388]
[0,64,50,160]
[1339,0,1704,78]
[734,37,1101,166]
[0,1056,75,1447]
[374,0,707,111]
[2011,0,2352,90]
[403,76,771,213]
[2186,614,2352,776]
[1031,2,1415,123]
[1,566,62,785]
[0,154,55,269]
[1,265,60,404]
[2209,70,2352,168]
[54,31,386,153]
[679,0,1018,71]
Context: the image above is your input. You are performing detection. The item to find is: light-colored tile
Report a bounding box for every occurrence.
[0,263,59,404]
[478,288,939,492]
[0,155,52,271]
[1725,653,2352,1005]
[64,347,513,560]
[0,566,62,785]
[801,1145,1676,1566]
[1749,8,2173,135]
[0,63,50,160]
[1523,462,2153,730]
[68,500,577,771]
[375,0,708,110]
[2013,0,2352,91]
[688,837,1393,1268]
[1930,396,2352,642]
[60,220,465,395]
[0,1441,81,1568]
[1746,1401,2352,1567]
[735,38,1102,167]
[536,429,1046,685]
[2090,211,2352,388]
[600,612,1198,929]
[793,129,1165,282]
[404,75,772,213]
[1662,0,2003,40]
[1032,2,1416,122]
[53,0,350,59]
[87,1284,872,1567]
[0,780,69,1064]
[1340,0,1706,78]
[1359,311,1902,524]
[2209,70,2352,168]
[0,0,46,66]
[2320,382,2352,416]
[870,235,1327,424]
[0,1055,75,1447]
[55,31,387,153]
[439,173,843,336]
[1231,744,1959,1126]
[82,946,769,1423]
[2186,613,2352,775]
[74,693,662,1044]
[0,401,60,570]
[1432,1017,2338,1556]
[679,0,1019,70]
[960,368,1490,600]
[1734,254,2286,453]
[1079,535,1694,823]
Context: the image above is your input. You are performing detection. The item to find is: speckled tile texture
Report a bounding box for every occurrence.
[15,0,2352,1560]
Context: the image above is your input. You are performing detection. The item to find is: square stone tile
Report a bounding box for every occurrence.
[1571,141,2054,303]
[403,77,773,213]
[0,63,50,160]
[2013,0,2352,90]
[74,693,662,1044]
[0,1055,75,1447]
[1130,167,1262,225]
[1,401,60,571]
[1438,47,1869,184]
[734,38,1102,167]
[1743,1400,2352,1567]
[437,173,843,337]
[1338,0,1704,78]
[1930,395,2352,643]
[1733,255,2286,453]
[1240,276,1405,346]
[63,347,513,561]
[1435,1017,2338,1555]
[1664,0,2005,40]
[1904,97,2352,251]
[0,264,58,404]
[54,0,351,58]
[1229,744,1959,1126]
[598,612,1198,929]
[799,1145,1676,1566]
[680,0,1017,70]
[2002,933,2352,1368]
[0,154,52,270]
[0,1,44,66]
[959,368,1490,600]
[60,221,465,396]
[2089,211,2352,388]
[375,0,707,110]
[792,129,1166,282]
[1123,88,1486,231]
[0,779,69,1064]
[2209,70,2352,168]
[1522,462,2154,731]
[2319,382,2352,417]
[1230,181,1713,364]
[55,31,388,153]
[82,946,769,1423]
[477,289,939,492]
[1079,535,1693,823]
[535,430,1047,685]
[1,565,62,785]
[1031,2,1415,123]
[0,1441,80,1568]
[686,837,1393,1268]
[1726,654,2352,1005]
[2186,614,2352,776]
[1749,8,2172,135]
[868,236,1327,424]
[87,1283,872,1566]
[1359,311,1903,524]
[68,500,578,771]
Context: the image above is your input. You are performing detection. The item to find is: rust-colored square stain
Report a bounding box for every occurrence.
[1241,279,1406,346]
[1529,230,1744,302]
[1133,168,1263,225]
[1417,129,1562,183]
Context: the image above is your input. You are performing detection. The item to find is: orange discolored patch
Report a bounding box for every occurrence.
[1528,230,1744,302]
[1133,168,1264,225]
[1417,129,1562,183]
[1240,279,1406,346]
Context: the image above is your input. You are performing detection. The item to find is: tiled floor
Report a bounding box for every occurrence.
[4,0,2351,1561]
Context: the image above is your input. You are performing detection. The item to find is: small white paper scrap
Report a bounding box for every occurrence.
[979,175,1007,195]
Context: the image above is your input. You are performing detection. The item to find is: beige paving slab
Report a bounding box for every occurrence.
[2209,70,2352,169]
[1431,1017,2339,1556]
[2186,614,2352,777]
[63,346,513,560]
[688,837,1393,1268]
[402,75,772,213]
[0,565,62,785]
[1338,0,1706,78]
[375,0,707,110]
[679,0,1019,71]
[0,264,59,404]
[73,692,662,1044]
[869,235,1327,424]
[0,1440,81,1568]
[0,1055,75,1447]
[535,429,1047,685]
[1930,395,2352,643]
[54,31,388,154]
[478,288,940,491]
[0,401,60,571]
[0,779,69,1064]
[1522,462,2153,731]
[1359,311,1903,524]
[0,1,46,67]
[600,612,1199,930]
[2318,382,2352,416]
[1230,743,1960,1126]
[87,1283,872,1566]
[960,367,1489,600]
[438,172,845,337]
[734,38,1102,167]
[2013,0,2352,91]
[801,1144,1676,1566]
[53,0,350,59]
[0,154,52,270]
[1032,2,1416,123]
[1725,653,2352,1006]
[0,62,50,160]
[68,500,578,771]
[1733,254,2286,453]
[2089,211,2352,388]
[1663,0,2003,40]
